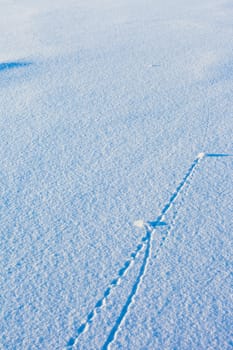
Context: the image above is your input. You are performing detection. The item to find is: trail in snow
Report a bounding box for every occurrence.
[158,152,204,220]
[103,152,233,349]
[66,153,206,349]
[101,152,205,349]
[205,153,233,157]
[102,230,152,350]
[66,236,148,348]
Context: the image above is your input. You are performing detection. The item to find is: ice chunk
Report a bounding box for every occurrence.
[134,220,145,228]
[197,152,205,159]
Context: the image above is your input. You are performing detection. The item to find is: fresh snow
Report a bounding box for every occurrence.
[0,0,233,349]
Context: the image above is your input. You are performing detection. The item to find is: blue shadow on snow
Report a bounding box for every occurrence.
[148,221,167,228]
[0,61,32,72]
[206,153,233,157]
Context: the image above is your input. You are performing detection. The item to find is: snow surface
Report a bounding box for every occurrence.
[0,0,233,349]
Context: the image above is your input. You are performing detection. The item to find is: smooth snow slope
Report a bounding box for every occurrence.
[0,0,232,349]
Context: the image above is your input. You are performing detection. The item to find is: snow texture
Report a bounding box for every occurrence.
[0,0,233,349]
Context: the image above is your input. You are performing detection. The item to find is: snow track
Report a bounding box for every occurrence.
[66,241,147,348]
[102,230,152,350]
[66,152,211,349]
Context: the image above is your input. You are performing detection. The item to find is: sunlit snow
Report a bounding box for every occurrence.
[0,0,232,349]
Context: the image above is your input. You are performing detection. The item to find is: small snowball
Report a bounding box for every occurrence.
[197,152,205,159]
[134,220,145,228]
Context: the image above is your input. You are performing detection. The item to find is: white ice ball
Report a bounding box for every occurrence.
[197,152,205,159]
[134,220,145,228]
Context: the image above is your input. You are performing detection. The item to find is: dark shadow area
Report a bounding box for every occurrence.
[206,153,233,157]
[148,221,167,228]
[0,61,32,72]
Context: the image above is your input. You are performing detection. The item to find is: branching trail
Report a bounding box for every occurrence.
[100,153,205,349]
[66,234,149,349]
[102,230,152,350]
[66,152,233,349]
